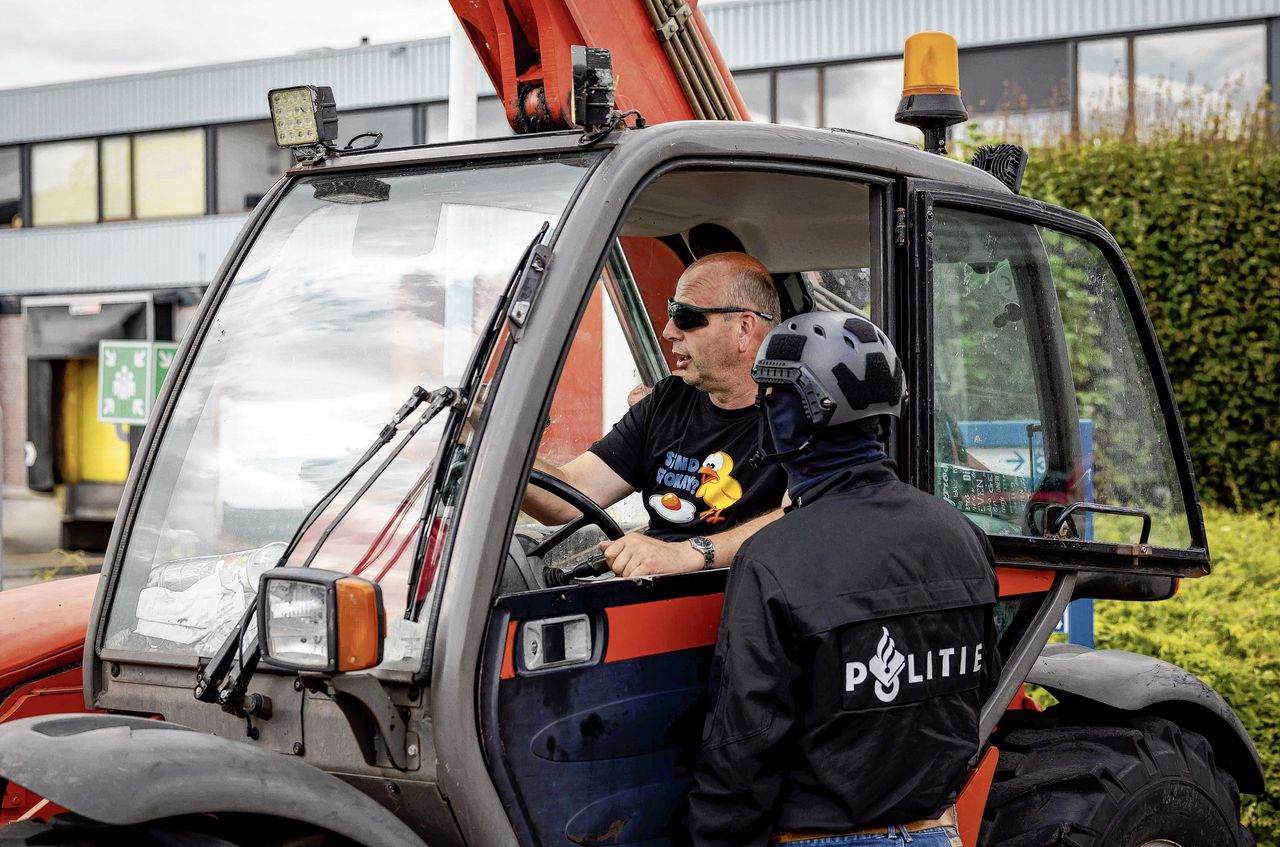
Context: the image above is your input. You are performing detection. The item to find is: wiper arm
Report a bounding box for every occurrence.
[404,221,551,612]
[197,220,552,710]
[299,387,457,569]
[277,384,431,567]
[194,384,456,710]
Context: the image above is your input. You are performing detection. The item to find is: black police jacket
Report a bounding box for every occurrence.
[687,459,1001,847]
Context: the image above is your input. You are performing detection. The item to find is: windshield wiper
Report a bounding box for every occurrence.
[195,385,459,712]
[276,384,430,567]
[403,221,551,616]
[196,221,552,714]
[298,387,457,569]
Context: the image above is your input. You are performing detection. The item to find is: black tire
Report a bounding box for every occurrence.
[0,813,357,846]
[980,706,1254,847]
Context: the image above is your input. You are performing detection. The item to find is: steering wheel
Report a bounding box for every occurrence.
[526,469,624,558]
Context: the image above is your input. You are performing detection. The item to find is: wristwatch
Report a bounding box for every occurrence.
[689,536,715,569]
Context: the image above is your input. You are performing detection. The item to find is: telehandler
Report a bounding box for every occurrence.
[0,3,1261,845]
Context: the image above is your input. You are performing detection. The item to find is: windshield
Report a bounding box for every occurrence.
[104,153,596,666]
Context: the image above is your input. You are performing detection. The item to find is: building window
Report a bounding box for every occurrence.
[341,106,416,149]
[960,42,1071,115]
[1077,38,1129,134]
[133,129,206,219]
[956,42,1071,144]
[824,59,916,142]
[0,146,20,228]
[776,67,819,127]
[216,122,290,213]
[32,140,98,226]
[425,101,449,144]
[1134,24,1266,128]
[101,136,132,221]
[476,97,515,139]
[734,71,772,122]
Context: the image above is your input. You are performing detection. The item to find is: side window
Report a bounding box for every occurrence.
[533,273,655,532]
[931,206,1192,548]
[932,208,1073,536]
[514,169,886,588]
[1042,230,1192,547]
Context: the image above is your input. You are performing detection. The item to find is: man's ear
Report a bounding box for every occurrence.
[736,314,755,351]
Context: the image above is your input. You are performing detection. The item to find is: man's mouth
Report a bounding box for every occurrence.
[674,353,691,370]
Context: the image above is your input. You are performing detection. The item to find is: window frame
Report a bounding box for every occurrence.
[907,178,1208,576]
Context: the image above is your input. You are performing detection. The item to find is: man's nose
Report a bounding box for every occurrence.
[662,317,681,342]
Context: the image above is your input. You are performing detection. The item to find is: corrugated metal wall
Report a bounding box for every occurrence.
[0,39,451,146]
[3,0,1278,144]
[0,215,249,295]
[703,0,1280,69]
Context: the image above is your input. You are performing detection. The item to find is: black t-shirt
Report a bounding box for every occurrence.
[588,377,786,541]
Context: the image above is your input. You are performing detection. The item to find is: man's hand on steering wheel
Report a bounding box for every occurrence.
[598,533,704,578]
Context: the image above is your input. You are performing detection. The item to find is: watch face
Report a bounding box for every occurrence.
[691,536,714,563]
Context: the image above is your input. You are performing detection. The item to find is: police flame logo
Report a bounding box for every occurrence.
[869,626,906,702]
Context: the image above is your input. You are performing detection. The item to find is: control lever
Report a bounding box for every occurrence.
[543,552,611,587]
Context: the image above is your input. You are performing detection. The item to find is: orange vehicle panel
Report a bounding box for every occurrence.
[0,575,98,696]
[0,663,90,826]
[955,746,999,846]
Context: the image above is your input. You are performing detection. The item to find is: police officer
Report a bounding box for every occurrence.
[687,311,1000,847]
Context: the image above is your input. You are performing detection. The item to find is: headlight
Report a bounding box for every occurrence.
[259,569,384,673]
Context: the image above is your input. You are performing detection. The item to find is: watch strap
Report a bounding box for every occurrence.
[689,536,715,569]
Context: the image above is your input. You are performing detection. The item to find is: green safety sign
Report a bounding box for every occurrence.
[98,340,181,425]
[99,340,151,424]
[152,342,179,403]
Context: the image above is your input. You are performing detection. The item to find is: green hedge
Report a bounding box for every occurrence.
[1094,505,1280,844]
[1017,139,1280,510]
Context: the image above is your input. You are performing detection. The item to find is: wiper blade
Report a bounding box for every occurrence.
[277,384,431,567]
[195,384,456,710]
[299,387,457,569]
[404,221,551,611]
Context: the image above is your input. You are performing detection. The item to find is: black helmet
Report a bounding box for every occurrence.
[751,311,906,427]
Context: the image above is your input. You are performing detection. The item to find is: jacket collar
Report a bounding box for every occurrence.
[788,458,900,510]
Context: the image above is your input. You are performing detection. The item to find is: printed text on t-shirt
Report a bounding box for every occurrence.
[656,451,701,494]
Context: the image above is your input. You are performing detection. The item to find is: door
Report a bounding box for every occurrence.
[909,180,1207,574]
[480,165,892,846]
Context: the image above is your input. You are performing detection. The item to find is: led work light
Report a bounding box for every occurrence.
[258,569,385,674]
[268,85,340,160]
[570,45,616,130]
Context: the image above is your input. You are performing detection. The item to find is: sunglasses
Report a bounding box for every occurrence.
[667,299,775,331]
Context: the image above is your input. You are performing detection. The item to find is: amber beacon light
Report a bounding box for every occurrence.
[894,31,969,155]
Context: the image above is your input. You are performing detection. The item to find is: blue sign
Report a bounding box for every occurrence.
[953,418,1096,648]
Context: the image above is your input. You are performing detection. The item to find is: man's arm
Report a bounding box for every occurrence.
[521,452,634,526]
[598,507,783,577]
[688,560,799,847]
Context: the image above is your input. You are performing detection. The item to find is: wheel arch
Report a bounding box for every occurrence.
[0,713,427,846]
[1026,643,1264,794]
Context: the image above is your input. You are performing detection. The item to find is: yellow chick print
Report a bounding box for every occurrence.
[695,451,743,524]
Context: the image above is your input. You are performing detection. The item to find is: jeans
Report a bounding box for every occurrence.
[777,826,960,847]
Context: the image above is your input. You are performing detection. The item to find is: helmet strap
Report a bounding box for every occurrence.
[747,388,815,469]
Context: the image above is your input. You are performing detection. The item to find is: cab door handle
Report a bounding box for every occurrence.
[521,614,593,671]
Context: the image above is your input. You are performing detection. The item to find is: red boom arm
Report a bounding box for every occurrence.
[448,0,748,130]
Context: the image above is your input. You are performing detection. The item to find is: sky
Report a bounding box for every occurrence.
[1,0,459,91]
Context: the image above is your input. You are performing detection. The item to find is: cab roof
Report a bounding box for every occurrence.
[292,120,1012,195]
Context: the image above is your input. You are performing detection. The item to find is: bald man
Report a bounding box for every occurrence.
[523,252,789,577]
